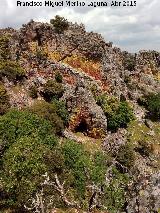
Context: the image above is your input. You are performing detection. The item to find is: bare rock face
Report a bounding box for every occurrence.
[103,128,127,155]
[62,81,107,138]
[126,172,160,213]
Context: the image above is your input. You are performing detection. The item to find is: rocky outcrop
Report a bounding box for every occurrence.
[127,172,160,213]
[0,19,160,212]
[62,81,107,138]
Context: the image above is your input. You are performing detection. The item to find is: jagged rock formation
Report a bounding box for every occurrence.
[0,19,160,213]
[2,20,160,107]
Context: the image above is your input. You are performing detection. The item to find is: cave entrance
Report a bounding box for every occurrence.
[74,119,88,134]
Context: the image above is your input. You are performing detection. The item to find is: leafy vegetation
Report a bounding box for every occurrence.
[102,167,130,212]
[122,52,136,71]
[0,109,58,210]
[0,36,25,82]
[0,108,131,212]
[1,136,50,210]
[55,71,63,83]
[36,48,48,61]
[0,36,10,60]
[0,84,10,115]
[0,60,25,81]
[142,93,160,120]
[116,143,135,170]
[50,15,69,34]
[97,94,134,131]
[51,99,69,125]
[29,100,68,134]
[0,109,57,152]
[62,140,90,198]
[41,80,64,102]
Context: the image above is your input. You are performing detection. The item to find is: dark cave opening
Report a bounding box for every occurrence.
[74,119,88,134]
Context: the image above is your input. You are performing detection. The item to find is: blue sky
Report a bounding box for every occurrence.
[0,0,160,52]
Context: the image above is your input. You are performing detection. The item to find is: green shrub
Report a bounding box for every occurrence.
[97,94,134,131]
[36,49,48,61]
[90,151,108,185]
[42,80,64,102]
[116,143,135,170]
[0,84,10,115]
[29,100,65,135]
[1,135,50,209]
[55,71,63,83]
[28,85,38,98]
[0,109,57,152]
[0,60,25,81]
[0,36,10,60]
[50,15,69,34]
[52,99,69,125]
[122,53,136,71]
[102,167,130,212]
[62,140,89,198]
[0,109,58,210]
[107,101,134,131]
[144,93,160,120]
[96,94,119,117]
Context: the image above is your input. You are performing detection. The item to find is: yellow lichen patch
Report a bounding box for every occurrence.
[63,55,103,81]
[48,51,62,61]
[63,73,76,85]
[42,45,62,61]
[88,127,105,139]
[28,41,38,53]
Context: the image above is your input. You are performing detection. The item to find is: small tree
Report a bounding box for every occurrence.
[116,143,135,170]
[122,52,136,71]
[62,139,89,198]
[52,99,69,125]
[50,15,69,34]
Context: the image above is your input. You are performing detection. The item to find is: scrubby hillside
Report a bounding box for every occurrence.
[0,16,160,213]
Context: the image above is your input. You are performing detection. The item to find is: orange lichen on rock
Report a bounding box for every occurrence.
[69,108,90,132]
[63,74,76,85]
[69,108,105,139]
[63,55,103,81]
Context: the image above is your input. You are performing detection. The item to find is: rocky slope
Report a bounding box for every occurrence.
[0,18,160,213]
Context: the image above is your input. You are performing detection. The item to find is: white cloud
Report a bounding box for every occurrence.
[0,0,160,52]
